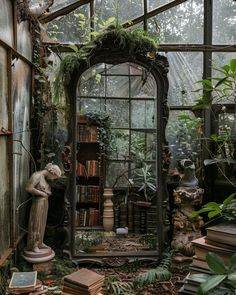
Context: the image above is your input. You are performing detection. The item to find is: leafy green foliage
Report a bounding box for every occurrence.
[54,21,159,100]
[192,58,236,186]
[95,25,158,54]
[194,58,236,106]
[192,193,236,222]
[133,251,173,287]
[190,252,236,294]
[104,276,135,295]
[85,111,115,156]
[133,164,157,201]
[133,267,171,287]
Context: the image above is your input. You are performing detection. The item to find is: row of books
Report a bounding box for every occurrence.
[114,203,156,233]
[77,124,98,142]
[62,268,105,295]
[76,208,100,227]
[180,222,236,294]
[77,161,99,177]
[77,185,100,203]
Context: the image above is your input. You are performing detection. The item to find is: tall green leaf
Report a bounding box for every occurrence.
[197,275,226,294]
[230,59,236,72]
[223,193,236,205]
[206,252,227,274]
[229,253,236,269]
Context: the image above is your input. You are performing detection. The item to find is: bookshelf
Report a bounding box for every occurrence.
[76,115,104,228]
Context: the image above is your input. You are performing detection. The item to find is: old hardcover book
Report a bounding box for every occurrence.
[191,236,234,263]
[189,265,213,275]
[206,222,236,246]
[63,268,104,288]
[192,256,209,270]
[9,271,37,292]
[205,237,236,251]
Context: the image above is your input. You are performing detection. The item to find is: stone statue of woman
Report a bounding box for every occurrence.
[23,163,61,263]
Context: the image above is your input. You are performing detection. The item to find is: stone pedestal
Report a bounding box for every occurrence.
[171,186,204,256]
[22,247,55,264]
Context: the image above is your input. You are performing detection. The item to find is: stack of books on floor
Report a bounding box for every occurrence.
[62,268,105,295]
[180,222,236,294]
[7,271,48,294]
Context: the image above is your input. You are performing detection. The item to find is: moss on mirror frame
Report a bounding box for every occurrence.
[54,25,159,99]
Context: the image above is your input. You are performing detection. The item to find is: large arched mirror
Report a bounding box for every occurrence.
[63,34,169,264]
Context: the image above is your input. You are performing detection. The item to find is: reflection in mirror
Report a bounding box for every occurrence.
[75,62,159,253]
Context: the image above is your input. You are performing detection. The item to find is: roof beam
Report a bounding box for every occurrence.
[45,43,236,53]
[39,0,91,23]
[123,0,189,28]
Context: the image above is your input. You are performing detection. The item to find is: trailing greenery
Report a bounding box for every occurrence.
[190,252,236,295]
[133,251,173,287]
[84,111,115,157]
[94,25,158,54]
[54,23,159,101]
[192,192,236,223]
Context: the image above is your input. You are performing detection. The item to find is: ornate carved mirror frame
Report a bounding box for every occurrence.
[63,37,170,264]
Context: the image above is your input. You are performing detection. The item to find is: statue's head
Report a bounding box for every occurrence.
[45,163,62,179]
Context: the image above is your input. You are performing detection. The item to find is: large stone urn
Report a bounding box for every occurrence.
[103,188,114,232]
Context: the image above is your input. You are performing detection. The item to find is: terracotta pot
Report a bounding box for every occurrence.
[103,188,114,232]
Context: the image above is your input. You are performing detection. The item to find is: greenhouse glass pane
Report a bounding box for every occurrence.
[106,161,129,188]
[79,64,106,97]
[78,98,105,114]
[164,52,203,106]
[166,110,202,171]
[211,53,236,104]
[94,0,143,27]
[0,137,10,256]
[213,0,236,44]
[0,0,13,46]
[46,4,90,43]
[106,99,129,128]
[106,76,129,98]
[148,0,172,11]
[148,0,203,44]
[131,101,155,129]
[106,63,129,75]
[12,59,31,230]
[131,131,156,161]
[130,75,156,98]
[0,47,8,129]
[17,21,32,61]
[110,129,129,160]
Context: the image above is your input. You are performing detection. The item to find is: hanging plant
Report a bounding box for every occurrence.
[84,111,115,157]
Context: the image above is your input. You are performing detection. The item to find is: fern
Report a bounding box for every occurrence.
[133,267,171,287]
[105,277,135,295]
[133,251,173,287]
